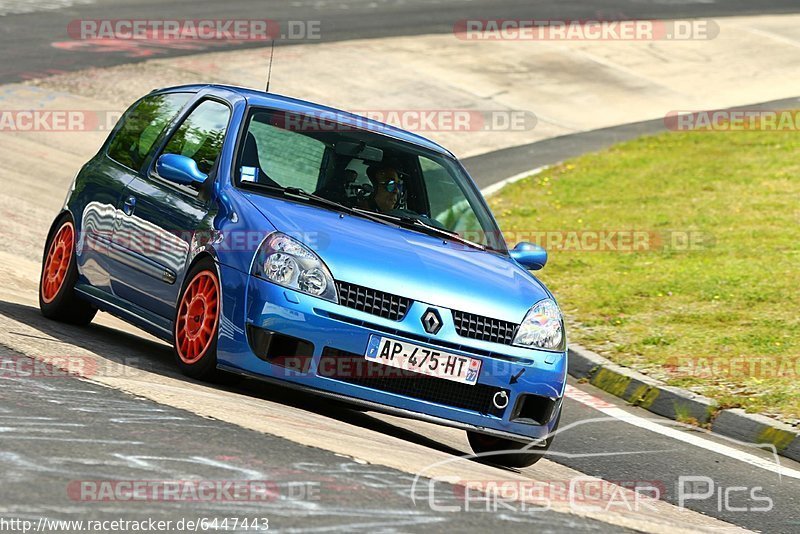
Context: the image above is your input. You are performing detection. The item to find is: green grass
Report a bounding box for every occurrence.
[489,128,800,422]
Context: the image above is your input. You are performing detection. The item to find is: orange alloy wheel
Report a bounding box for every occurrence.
[41,222,75,304]
[175,270,220,364]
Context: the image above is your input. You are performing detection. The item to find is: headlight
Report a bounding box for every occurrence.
[513,298,565,351]
[252,233,338,302]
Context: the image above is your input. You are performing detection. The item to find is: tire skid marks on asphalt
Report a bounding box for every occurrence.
[0,0,94,17]
[0,349,213,441]
[0,353,480,532]
[565,385,800,480]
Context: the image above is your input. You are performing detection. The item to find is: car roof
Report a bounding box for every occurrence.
[153,83,455,157]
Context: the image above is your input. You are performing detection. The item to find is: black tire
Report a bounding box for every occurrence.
[39,214,97,325]
[467,414,560,469]
[173,257,221,381]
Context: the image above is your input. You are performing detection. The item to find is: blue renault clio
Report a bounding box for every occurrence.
[39,84,565,467]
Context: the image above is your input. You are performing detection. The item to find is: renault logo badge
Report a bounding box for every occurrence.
[421,309,443,334]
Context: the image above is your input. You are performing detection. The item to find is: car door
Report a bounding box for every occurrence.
[110,97,232,319]
[75,92,191,292]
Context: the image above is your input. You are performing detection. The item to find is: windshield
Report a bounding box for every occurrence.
[235,108,507,253]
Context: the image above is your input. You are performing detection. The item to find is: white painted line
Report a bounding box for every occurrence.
[743,27,800,50]
[566,385,800,480]
[480,165,549,197]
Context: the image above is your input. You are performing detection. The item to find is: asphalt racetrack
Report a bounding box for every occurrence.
[1,1,800,532]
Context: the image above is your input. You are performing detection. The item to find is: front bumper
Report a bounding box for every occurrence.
[217,266,566,441]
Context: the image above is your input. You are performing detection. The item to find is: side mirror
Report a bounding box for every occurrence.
[156,154,208,187]
[510,242,547,270]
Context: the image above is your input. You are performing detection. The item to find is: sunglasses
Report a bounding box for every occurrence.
[379,180,404,193]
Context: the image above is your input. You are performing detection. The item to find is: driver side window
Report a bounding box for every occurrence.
[245,117,326,193]
[420,156,482,233]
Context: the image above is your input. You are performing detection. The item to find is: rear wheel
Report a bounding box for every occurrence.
[174,258,221,381]
[467,414,559,468]
[39,215,97,325]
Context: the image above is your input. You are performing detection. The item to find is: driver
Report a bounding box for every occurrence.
[363,164,404,213]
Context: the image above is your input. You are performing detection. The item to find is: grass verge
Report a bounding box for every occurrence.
[489,127,800,423]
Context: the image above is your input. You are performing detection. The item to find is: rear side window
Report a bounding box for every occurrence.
[161,100,231,175]
[107,93,190,171]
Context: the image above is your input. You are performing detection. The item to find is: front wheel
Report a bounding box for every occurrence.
[173,258,221,381]
[467,414,559,469]
[39,215,97,325]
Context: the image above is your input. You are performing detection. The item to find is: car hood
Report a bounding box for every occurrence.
[241,192,550,322]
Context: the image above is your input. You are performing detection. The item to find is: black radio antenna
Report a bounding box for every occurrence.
[265,39,275,92]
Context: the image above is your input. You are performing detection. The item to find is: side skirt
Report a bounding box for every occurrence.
[74,283,173,342]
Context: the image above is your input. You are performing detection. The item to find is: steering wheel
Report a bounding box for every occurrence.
[347,182,374,201]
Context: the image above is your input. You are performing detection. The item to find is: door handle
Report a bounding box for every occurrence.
[122,196,136,216]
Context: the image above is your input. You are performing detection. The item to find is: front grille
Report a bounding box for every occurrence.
[321,347,507,417]
[335,281,411,321]
[322,311,530,363]
[452,310,517,346]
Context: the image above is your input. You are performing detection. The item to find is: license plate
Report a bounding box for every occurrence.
[365,335,481,385]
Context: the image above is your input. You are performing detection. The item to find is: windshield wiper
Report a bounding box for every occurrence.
[403,217,486,251]
[242,183,397,228]
[367,211,486,251]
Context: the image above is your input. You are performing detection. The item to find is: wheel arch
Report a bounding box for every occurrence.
[42,210,74,261]
[181,250,220,289]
